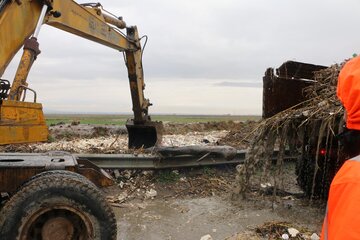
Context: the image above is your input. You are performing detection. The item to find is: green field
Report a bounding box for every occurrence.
[45,114,261,126]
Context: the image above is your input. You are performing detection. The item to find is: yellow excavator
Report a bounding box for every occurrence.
[0,0,162,148]
[0,0,163,238]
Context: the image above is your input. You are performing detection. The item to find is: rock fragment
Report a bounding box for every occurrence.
[310,233,320,240]
[287,227,299,237]
[145,189,157,199]
[200,234,213,240]
[281,233,289,239]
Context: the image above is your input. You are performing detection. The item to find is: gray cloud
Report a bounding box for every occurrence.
[2,0,360,114]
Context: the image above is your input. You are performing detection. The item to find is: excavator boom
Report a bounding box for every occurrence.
[0,0,162,148]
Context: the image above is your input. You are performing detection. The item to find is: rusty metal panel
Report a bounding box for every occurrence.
[0,153,114,192]
[0,153,77,193]
[263,61,328,118]
[263,67,314,118]
[76,159,114,187]
[276,61,327,80]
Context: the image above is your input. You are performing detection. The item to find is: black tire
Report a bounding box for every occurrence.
[19,170,97,190]
[0,171,116,240]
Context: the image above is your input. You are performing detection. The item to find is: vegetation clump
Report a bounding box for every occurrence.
[235,62,345,199]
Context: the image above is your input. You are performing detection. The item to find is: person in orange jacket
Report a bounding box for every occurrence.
[321,55,360,240]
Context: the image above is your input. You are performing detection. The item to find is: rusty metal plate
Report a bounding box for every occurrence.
[0,152,113,193]
[263,61,328,118]
[0,153,77,168]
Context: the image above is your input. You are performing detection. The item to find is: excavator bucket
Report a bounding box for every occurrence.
[126,120,163,149]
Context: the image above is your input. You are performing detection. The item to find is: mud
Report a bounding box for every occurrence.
[111,194,323,240]
[105,161,324,240]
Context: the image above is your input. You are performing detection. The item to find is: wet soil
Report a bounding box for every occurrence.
[113,196,295,240]
[104,162,325,240]
[118,197,323,239]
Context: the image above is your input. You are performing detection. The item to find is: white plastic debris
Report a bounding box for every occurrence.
[200,234,213,240]
[288,228,300,237]
[145,189,158,199]
[113,169,121,179]
[179,177,187,182]
[142,170,154,176]
[310,233,320,240]
[282,195,295,200]
[260,182,272,188]
[117,192,128,202]
[281,233,289,239]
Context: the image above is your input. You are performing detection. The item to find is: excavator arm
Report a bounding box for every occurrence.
[0,0,162,148]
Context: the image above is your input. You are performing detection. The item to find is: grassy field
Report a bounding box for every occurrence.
[45,114,261,126]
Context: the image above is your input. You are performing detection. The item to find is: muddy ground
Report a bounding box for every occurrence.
[105,162,324,240]
[1,121,325,239]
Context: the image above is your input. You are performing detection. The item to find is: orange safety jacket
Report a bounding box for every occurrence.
[321,156,360,240]
[337,56,360,130]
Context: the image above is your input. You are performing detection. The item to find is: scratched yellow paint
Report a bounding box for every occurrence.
[0,0,41,76]
[0,100,48,144]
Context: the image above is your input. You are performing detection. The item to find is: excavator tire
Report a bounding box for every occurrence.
[0,170,116,240]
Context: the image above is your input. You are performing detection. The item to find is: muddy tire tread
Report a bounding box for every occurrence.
[0,171,116,239]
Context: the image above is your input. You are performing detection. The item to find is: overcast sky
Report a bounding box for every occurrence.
[3,0,360,115]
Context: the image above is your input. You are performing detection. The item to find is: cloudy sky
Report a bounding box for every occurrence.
[3,0,360,115]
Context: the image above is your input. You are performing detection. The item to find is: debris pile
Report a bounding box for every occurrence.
[106,167,234,207]
[254,222,319,240]
[234,62,345,199]
[0,129,227,154]
[165,121,257,136]
[224,222,320,240]
[218,121,259,149]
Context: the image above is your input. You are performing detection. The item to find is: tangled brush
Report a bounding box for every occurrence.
[235,62,346,199]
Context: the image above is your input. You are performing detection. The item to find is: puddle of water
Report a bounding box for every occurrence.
[113,196,297,240]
